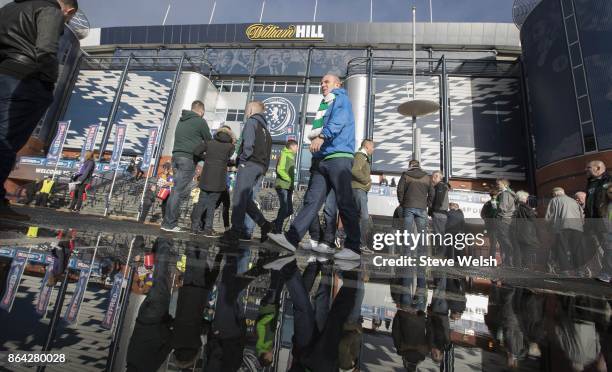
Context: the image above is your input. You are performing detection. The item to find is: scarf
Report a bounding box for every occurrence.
[308,93,335,140]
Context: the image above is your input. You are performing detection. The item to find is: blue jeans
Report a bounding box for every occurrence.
[190,190,221,231]
[274,188,294,232]
[307,189,336,243]
[231,162,267,234]
[162,156,196,228]
[353,189,369,247]
[0,75,53,200]
[243,176,261,237]
[286,158,361,252]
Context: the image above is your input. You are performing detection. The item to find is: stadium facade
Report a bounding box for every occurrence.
[12,0,611,209]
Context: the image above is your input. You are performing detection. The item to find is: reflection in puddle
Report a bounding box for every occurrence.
[0,222,610,371]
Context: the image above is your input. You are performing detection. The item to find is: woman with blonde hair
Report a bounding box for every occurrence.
[69,151,96,212]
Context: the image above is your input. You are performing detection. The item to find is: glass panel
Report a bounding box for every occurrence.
[206,49,254,75]
[254,49,308,76]
[577,95,592,123]
[309,49,366,77]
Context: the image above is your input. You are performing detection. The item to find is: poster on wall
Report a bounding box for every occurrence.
[253,94,302,143]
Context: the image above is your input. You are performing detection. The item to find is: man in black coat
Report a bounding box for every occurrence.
[429,170,450,256]
[510,191,538,269]
[0,0,78,219]
[584,160,612,282]
[190,126,235,236]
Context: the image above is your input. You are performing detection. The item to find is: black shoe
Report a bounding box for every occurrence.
[239,233,252,241]
[260,221,273,243]
[202,228,218,238]
[222,230,240,244]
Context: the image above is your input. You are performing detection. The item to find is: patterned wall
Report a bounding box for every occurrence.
[449,77,526,180]
[372,76,442,173]
[372,75,526,180]
[63,70,174,155]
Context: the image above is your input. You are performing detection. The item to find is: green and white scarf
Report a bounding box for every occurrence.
[308,93,335,140]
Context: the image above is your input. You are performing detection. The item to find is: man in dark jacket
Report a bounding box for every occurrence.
[68,150,95,212]
[190,126,235,236]
[224,101,273,243]
[0,0,77,219]
[161,100,211,232]
[397,160,433,256]
[429,170,449,256]
[584,160,612,282]
[510,191,538,269]
[495,179,517,267]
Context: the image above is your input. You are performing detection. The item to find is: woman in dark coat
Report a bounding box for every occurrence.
[190,126,236,236]
[69,151,95,212]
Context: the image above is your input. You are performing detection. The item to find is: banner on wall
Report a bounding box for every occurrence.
[253,94,301,142]
[36,262,56,316]
[47,121,71,163]
[0,250,29,312]
[109,124,127,169]
[101,273,124,329]
[63,267,90,325]
[141,127,159,171]
[79,124,100,162]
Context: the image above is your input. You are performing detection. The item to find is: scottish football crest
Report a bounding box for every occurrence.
[262,96,297,138]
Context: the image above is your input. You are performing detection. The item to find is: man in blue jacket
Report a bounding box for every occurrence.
[268,74,361,260]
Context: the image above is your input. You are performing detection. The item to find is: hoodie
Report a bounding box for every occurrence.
[275,147,296,190]
[172,110,211,159]
[397,167,434,209]
[193,127,235,192]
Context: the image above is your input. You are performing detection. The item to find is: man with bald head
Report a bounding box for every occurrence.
[585,160,611,281]
[268,74,362,260]
[223,101,273,243]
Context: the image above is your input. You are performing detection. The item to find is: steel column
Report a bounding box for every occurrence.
[295,47,314,186]
[98,55,132,160]
[441,56,451,183]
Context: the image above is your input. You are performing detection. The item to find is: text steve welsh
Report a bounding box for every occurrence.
[372,255,498,268]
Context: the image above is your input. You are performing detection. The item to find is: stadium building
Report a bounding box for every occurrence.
[8,0,611,216]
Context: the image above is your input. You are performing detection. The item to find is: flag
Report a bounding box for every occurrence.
[63,267,90,324]
[141,127,159,171]
[101,273,124,329]
[0,251,29,312]
[35,260,55,316]
[109,124,127,169]
[47,121,71,164]
[80,124,100,162]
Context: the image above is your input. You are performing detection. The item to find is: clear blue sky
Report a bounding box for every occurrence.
[74,0,514,28]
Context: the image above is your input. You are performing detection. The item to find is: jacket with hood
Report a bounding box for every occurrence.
[511,202,539,248]
[172,110,212,160]
[238,113,272,169]
[0,0,66,85]
[397,167,433,209]
[193,127,235,192]
[351,150,372,191]
[313,88,356,160]
[274,147,295,190]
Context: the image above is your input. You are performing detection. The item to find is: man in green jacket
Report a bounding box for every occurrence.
[352,139,374,252]
[161,100,211,232]
[273,139,298,232]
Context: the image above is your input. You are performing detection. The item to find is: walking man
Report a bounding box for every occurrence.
[352,139,374,252]
[429,170,450,256]
[397,159,433,250]
[273,139,298,233]
[584,160,611,282]
[160,100,211,232]
[268,74,362,261]
[224,101,273,243]
[0,0,78,219]
[495,179,517,266]
[545,187,584,274]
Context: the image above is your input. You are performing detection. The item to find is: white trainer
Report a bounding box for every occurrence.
[267,233,297,252]
[263,255,296,271]
[333,248,361,261]
[312,242,336,255]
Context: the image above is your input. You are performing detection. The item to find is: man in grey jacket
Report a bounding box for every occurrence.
[0,0,78,219]
[495,179,517,266]
[545,187,584,274]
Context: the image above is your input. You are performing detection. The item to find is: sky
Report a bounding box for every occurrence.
[68,0,515,28]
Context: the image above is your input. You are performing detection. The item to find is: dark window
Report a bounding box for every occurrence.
[569,43,582,67]
[577,95,592,123]
[582,123,597,152]
[564,16,579,44]
[573,69,588,97]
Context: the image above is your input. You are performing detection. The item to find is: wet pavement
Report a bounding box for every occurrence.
[0,206,610,371]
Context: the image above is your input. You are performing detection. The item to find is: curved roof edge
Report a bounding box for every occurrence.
[81,22,521,53]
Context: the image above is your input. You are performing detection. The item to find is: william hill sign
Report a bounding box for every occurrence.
[246,23,325,41]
